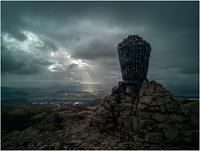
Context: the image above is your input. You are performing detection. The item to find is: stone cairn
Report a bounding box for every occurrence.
[90,80,198,149]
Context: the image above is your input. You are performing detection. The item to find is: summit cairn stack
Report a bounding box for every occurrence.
[90,80,198,149]
[89,35,198,149]
[117,35,151,81]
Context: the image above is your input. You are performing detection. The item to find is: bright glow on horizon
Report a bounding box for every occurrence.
[80,81,101,84]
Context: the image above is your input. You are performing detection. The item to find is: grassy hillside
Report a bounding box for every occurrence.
[1,104,95,132]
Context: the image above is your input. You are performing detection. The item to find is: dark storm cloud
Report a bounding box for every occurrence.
[71,38,117,60]
[1,45,54,75]
[1,1,199,92]
[1,45,27,72]
[1,2,28,41]
[31,58,54,67]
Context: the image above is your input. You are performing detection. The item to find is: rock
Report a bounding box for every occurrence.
[50,142,61,150]
[46,112,63,123]
[163,128,178,139]
[155,86,166,93]
[28,142,35,149]
[157,123,170,129]
[169,114,187,122]
[102,101,112,110]
[71,139,83,146]
[38,145,47,150]
[148,106,160,112]
[150,144,159,149]
[137,103,147,110]
[118,35,150,47]
[156,97,165,106]
[111,86,118,95]
[140,111,151,119]
[122,118,133,129]
[101,141,109,146]
[126,86,136,95]
[117,142,124,149]
[139,80,149,98]
[120,110,131,119]
[145,132,163,144]
[103,123,115,131]
[102,109,113,118]
[146,125,153,131]
[93,146,101,150]
[183,137,192,143]
[18,138,28,146]
[145,88,154,95]
[152,113,167,122]
[119,103,133,109]
[110,139,118,148]
[179,130,193,136]
[140,96,152,105]
[126,96,134,103]
[160,105,167,113]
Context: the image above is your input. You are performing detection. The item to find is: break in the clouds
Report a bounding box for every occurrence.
[1,1,199,94]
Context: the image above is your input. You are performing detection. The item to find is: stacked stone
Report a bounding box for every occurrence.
[90,93,117,132]
[135,80,196,149]
[117,35,150,47]
[90,80,198,149]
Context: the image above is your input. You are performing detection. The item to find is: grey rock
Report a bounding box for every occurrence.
[110,139,118,148]
[150,144,160,149]
[140,96,152,105]
[119,102,133,109]
[169,114,187,122]
[51,142,60,149]
[140,111,152,119]
[179,130,193,136]
[140,80,149,98]
[126,96,134,103]
[158,123,170,129]
[101,141,109,146]
[102,109,113,118]
[160,105,167,113]
[156,97,165,106]
[103,123,115,131]
[137,103,147,110]
[120,110,131,119]
[163,128,178,139]
[148,106,160,112]
[152,113,167,122]
[183,137,192,143]
[145,132,163,144]
[145,88,154,95]
[111,86,118,95]
[38,145,47,150]
[28,142,35,149]
[122,118,133,129]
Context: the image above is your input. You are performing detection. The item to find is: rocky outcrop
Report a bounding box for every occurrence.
[1,115,139,150]
[90,80,199,149]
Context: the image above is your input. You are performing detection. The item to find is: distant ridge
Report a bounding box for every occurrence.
[2,98,33,105]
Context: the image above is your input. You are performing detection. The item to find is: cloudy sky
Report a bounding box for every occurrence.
[1,1,199,95]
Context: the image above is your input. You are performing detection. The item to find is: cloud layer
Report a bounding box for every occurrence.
[1,1,199,94]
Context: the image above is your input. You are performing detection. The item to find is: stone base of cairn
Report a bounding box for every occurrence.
[90,80,198,149]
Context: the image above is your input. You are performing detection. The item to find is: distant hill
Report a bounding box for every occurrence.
[2,98,33,105]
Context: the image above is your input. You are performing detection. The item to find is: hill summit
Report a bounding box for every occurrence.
[2,80,199,150]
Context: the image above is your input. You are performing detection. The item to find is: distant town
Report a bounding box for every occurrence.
[1,84,110,107]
